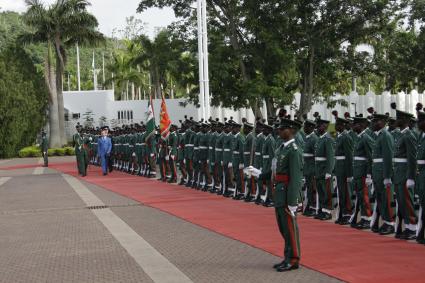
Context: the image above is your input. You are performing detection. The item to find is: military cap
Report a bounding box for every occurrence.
[101,126,110,131]
[316,118,330,125]
[278,118,302,130]
[352,116,369,124]
[262,124,274,131]
[243,122,254,129]
[304,119,316,127]
[372,113,389,121]
[336,117,350,124]
[396,110,414,120]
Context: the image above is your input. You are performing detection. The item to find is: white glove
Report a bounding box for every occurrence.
[36,143,40,147]
[244,167,252,177]
[383,178,392,186]
[207,159,210,163]
[250,167,262,178]
[239,164,244,169]
[183,159,186,165]
[171,155,176,160]
[165,156,169,161]
[132,152,136,157]
[406,179,415,188]
[89,137,93,141]
[325,173,332,180]
[79,146,82,150]
[221,161,224,166]
[347,177,353,183]
[44,152,47,155]
[366,175,373,186]
[228,162,233,168]
[288,206,298,216]
[150,153,155,158]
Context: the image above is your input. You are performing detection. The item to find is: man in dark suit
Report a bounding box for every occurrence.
[98,126,112,176]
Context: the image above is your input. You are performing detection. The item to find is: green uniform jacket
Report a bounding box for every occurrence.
[222,133,233,164]
[393,128,417,183]
[334,131,354,177]
[215,133,224,164]
[295,131,305,149]
[353,130,374,178]
[177,131,185,161]
[41,136,48,152]
[169,131,178,157]
[232,133,245,167]
[314,133,335,177]
[184,129,194,159]
[416,133,425,195]
[146,134,157,155]
[199,132,209,161]
[391,128,402,145]
[371,129,394,180]
[193,132,201,163]
[274,140,303,207]
[303,132,318,176]
[243,132,255,167]
[208,132,217,164]
[254,133,265,169]
[262,134,276,174]
[73,133,83,154]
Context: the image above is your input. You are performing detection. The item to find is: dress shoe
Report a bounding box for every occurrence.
[400,229,416,240]
[103,173,108,176]
[334,218,341,224]
[356,219,371,230]
[303,209,315,217]
[379,224,395,235]
[314,212,324,220]
[178,179,185,186]
[339,217,350,226]
[321,212,332,221]
[276,263,299,272]
[416,238,425,244]
[371,224,380,233]
[273,260,286,269]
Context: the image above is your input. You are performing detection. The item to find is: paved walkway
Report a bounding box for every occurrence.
[0,157,340,283]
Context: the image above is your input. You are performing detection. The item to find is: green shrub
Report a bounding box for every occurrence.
[47,148,56,156]
[64,147,75,156]
[18,146,42,158]
[55,148,66,156]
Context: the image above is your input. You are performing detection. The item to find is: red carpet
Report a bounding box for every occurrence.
[51,162,425,283]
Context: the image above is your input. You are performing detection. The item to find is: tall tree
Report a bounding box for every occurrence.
[23,0,104,145]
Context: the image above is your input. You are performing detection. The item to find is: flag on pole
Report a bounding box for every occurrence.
[145,95,155,139]
[159,94,172,140]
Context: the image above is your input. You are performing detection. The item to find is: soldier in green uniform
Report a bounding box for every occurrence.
[333,113,354,225]
[242,122,255,201]
[261,123,276,206]
[208,120,219,193]
[73,125,87,176]
[350,116,375,229]
[214,122,225,194]
[416,111,425,244]
[231,122,245,199]
[392,107,418,240]
[158,137,168,182]
[40,129,48,167]
[371,113,395,235]
[222,121,235,197]
[302,120,318,216]
[177,122,187,185]
[146,129,157,178]
[314,118,335,220]
[184,120,195,187]
[192,122,202,189]
[199,122,212,190]
[168,124,179,183]
[253,121,265,204]
[272,118,303,272]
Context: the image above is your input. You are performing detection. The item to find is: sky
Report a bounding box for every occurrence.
[0,0,177,38]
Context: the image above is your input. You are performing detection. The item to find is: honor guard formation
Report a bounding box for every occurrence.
[73,102,425,272]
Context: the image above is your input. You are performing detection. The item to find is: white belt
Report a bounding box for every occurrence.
[209,147,213,150]
[418,160,425,165]
[255,152,261,156]
[199,146,207,149]
[136,143,142,145]
[303,153,314,157]
[335,156,346,160]
[373,158,383,163]
[224,149,231,152]
[393,158,407,163]
[216,149,223,152]
[315,157,327,161]
[263,155,270,159]
[194,147,199,150]
[244,152,250,155]
[141,143,146,145]
[186,144,194,147]
[233,151,239,154]
[354,156,366,161]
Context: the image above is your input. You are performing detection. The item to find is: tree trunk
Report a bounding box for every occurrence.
[45,43,61,148]
[55,55,66,146]
[299,45,315,116]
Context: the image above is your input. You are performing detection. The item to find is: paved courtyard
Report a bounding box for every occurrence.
[0,157,340,283]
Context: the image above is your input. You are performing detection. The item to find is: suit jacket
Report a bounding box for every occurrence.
[98,136,112,156]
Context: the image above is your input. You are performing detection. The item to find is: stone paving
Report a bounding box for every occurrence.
[0,157,341,283]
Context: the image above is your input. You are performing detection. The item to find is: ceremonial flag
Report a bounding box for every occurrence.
[145,95,155,139]
[159,94,172,140]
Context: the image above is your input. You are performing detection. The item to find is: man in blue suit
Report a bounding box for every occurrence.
[98,126,112,176]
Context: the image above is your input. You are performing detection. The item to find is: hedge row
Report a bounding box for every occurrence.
[18,146,75,158]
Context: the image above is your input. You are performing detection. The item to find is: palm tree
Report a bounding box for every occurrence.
[23,0,104,146]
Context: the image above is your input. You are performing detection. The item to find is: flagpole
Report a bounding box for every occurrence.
[197,0,205,121]
[201,0,210,119]
[76,43,81,91]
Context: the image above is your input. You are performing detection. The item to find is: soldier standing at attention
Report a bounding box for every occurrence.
[168,124,179,183]
[40,129,48,167]
[314,118,335,220]
[177,122,187,185]
[73,124,85,176]
[214,122,225,194]
[371,113,395,235]
[231,122,245,200]
[415,110,425,244]
[243,122,255,201]
[208,120,219,193]
[261,123,276,207]
[332,111,354,225]
[391,104,418,240]
[253,120,265,204]
[222,121,235,197]
[350,116,375,229]
[271,118,303,272]
[199,122,212,190]
[302,119,318,216]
